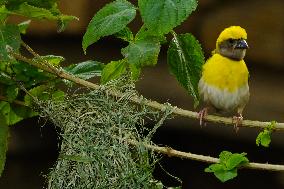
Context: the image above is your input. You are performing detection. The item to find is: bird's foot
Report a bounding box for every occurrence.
[232,113,243,132]
[198,108,208,127]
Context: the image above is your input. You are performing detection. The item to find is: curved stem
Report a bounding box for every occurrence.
[127,140,284,171]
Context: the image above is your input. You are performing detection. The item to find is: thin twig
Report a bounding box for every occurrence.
[11,51,284,131]
[127,140,284,171]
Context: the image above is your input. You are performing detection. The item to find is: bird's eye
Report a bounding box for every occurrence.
[228,38,234,44]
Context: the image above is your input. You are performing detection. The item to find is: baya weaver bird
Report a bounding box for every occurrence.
[198,26,249,127]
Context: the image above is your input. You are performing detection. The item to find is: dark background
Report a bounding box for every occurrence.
[1,0,284,188]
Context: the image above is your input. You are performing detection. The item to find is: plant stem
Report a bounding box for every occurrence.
[11,51,284,131]
[127,140,284,171]
[11,44,284,172]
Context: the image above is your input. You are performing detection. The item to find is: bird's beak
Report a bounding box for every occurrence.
[236,39,249,49]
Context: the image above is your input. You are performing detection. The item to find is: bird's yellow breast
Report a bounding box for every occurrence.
[201,54,249,92]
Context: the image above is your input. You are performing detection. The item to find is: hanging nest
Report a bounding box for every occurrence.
[37,78,173,189]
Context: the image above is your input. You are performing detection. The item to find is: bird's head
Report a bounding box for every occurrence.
[216,26,249,61]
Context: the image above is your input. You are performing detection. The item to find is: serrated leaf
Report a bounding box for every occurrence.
[0,113,8,176]
[82,0,136,53]
[15,3,56,19]
[64,60,104,80]
[0,24,21,61]
[205,151,249,182]
[214,169,237,183]
[167,33,204,107]
[122,38,160,67]
[0,101,23,125]
[219,151,233,164]
[256,130,271,147]
[256,121,275,148]
[5,85,18,102]
[226,153,249,170]
[11,2,77,32]
[115,27,134,42]
[138,0,197,35]
[18,20,31,34]
[101,60,127,84]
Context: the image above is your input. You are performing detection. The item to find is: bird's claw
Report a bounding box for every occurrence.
[232,114,243,132]
[198,108,208,127]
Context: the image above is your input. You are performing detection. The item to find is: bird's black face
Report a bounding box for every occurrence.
[218,39,249,61]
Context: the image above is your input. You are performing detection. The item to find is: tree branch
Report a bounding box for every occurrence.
[127,140,284,171]
[10,44,284,172]
[11,51,284,131]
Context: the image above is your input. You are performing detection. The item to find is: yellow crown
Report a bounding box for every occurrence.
[216,26,247,47]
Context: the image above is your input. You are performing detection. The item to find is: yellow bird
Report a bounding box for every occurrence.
[198,26,249,127]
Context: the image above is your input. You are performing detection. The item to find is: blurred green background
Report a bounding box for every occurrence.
[1,0,284,188]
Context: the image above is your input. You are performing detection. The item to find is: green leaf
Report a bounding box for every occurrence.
[256,130,271,147]
[64,60,104,80]
[18,20,31,34]
[82,0,136,53]
[129,63,141,81]
[5,0,57,9]
[122,38,160,67]
[256,121,275,148]
[11,3,77,32]
[37,55,65,66]
[14,3,55,19]
[205,151,249,182]
[24,85,64,105]
[219,151,248,170]
[12,61,56,87]
[114,27,134,42]
[24,85,50,106]
[138,0,197,35]
[52,90,65,101]
[205,162,237,182]
[0,113,8,176]
[205,163,224,172]
[0,101,23,125]
[0,24,21,61]
[101,60,127,84]
[219,151,233,164]
[214,169,238,183]
[135,25,167,44]
[12,105,38,119]
[5,85,18,102]
[226,153,249,170]
[167,33,204,107]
